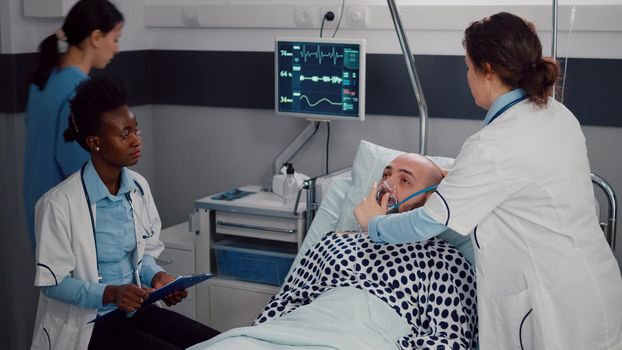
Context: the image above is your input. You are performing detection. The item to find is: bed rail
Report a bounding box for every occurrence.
[591,173,618,251]
[294,167,351,232]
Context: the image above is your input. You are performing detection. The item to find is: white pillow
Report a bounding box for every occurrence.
[426,156,455,171]
[335,140,404,231]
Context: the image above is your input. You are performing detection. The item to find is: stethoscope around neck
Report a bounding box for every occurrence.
[485,94,528,126]
[80,163,155,283]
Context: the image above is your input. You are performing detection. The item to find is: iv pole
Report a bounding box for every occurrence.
[549,0,617,249]
[551,0,559,100]
[387,0,429,155]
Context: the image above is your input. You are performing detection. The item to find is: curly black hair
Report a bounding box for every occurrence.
[63,74,129,151]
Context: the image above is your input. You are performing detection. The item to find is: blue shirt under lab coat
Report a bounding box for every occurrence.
[23,66,90,249]
[368,89,527,265]
[42,161,163,315]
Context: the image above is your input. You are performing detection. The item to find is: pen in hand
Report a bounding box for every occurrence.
[102,283,149,314]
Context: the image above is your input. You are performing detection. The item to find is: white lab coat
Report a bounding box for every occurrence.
[424,98,622,349]
[30,169,164,350]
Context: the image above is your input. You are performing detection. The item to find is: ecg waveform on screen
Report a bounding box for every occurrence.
[299,75,342,84]
[297,45,344,65]
[300,95,343,107]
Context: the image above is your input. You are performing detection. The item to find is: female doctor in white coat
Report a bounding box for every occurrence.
[355,12,622,349]
[31,75,219,349]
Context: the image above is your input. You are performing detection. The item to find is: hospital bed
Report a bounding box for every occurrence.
[188,141,474,350]
[190,139,618,350]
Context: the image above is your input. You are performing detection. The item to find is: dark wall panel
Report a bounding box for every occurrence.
[151,50,274,109]
[559,58,622,127]
[1,50,621,127]
[0,53,37,113]
[98,50,153,106]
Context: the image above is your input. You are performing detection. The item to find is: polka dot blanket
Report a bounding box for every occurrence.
[254,232,478,350]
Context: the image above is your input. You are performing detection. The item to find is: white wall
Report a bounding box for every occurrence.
[5,0,622,58]
[143,2,622,59]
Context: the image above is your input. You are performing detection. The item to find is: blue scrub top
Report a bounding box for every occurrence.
[23,66,89,249]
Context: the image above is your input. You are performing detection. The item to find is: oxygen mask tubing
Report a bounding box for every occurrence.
[376,179,438,214]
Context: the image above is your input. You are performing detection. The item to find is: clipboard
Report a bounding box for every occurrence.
[90,273,213,323]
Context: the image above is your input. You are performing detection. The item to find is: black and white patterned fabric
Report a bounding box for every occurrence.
[255,232,477,350]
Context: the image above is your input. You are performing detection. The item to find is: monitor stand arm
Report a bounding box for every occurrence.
[387,0,428,155]
[272,120,321,175]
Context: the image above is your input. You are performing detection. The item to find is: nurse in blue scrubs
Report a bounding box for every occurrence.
[24,0,124,248]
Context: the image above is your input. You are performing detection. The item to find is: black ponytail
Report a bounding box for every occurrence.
[31,34,62,90]
[30,0,124,90]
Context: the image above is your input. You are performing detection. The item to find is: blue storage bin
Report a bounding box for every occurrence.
[214,240,296,286]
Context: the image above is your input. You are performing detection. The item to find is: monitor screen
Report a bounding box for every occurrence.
[275,37,365,121]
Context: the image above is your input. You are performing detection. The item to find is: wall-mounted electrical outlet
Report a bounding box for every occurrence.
[181,7,200,27]
[24,0,78,17]
[295,6,317,28]
[346,5,367,28]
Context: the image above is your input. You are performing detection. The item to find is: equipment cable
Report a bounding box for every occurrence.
[331,0,346,38]
[320,9,335,38]
[325,122,331,174]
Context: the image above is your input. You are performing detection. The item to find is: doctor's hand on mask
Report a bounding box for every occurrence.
[151,271,188,306]
[354,182,389,231]
[103,284,150,313]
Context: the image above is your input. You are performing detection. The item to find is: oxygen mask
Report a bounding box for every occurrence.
[375,179,400,214]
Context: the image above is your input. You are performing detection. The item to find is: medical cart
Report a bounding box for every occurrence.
[160,189,306,331]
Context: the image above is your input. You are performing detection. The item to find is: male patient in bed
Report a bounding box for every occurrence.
[254,154,477,350]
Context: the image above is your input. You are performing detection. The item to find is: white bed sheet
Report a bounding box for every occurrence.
[191,287,410,350]
[196,337,330,350]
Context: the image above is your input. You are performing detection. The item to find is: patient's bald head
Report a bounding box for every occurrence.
[379,153,444,212]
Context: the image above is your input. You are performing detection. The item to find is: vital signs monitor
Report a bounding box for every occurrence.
[275,38,365,121]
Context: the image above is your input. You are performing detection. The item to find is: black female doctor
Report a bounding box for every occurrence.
[31,75,218,350]
[355,12,622,349]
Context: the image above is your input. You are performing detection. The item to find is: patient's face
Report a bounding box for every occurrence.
[379,154,438,212]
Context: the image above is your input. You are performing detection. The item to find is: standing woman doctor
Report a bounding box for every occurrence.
[355,12,622,349]
[24,0,123,249]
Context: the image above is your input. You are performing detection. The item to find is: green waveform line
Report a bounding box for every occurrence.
[300,45,344,65]
[299,75,343,84]
[300,95,342,107]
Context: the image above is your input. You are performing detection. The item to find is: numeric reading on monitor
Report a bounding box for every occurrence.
[277,41,362,119]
